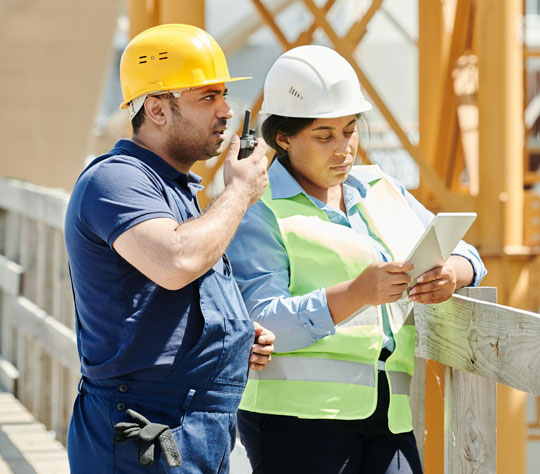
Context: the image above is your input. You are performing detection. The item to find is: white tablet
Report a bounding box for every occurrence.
[406,212,477,288]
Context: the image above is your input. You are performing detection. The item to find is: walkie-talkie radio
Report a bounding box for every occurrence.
[239,110,257,159]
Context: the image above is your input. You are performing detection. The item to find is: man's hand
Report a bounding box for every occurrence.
[249,322,275,371]
[408,255,474,304]
[223,135,269,208]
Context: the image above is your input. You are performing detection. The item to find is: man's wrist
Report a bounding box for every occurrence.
[222,180,252,211]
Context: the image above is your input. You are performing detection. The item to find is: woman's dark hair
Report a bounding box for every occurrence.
[261,115,316,160]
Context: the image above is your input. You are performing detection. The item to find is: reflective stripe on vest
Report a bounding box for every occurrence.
[248,356,412,395]
[239,165,424,433]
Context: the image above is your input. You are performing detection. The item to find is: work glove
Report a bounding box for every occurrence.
[113,408,182,468]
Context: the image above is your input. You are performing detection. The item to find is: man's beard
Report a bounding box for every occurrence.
[165,108,227,169]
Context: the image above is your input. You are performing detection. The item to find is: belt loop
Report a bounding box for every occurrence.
[78,376,85,394]
[181,389,196,412]
[179,389,196,424]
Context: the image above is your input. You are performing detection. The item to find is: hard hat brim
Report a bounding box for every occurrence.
[119,76,252,110]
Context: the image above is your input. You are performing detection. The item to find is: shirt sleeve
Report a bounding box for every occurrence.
[392,178,487,286]
[80,158,177,247]
[227,201,336,353]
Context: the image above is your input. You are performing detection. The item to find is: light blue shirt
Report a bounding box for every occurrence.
[227,159,487,353]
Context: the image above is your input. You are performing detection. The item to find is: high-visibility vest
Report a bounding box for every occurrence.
[239,165,427,434]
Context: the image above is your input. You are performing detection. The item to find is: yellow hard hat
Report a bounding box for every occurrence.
[119,24,250,115]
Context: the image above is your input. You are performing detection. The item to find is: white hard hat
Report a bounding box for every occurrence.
[260,45,372,118]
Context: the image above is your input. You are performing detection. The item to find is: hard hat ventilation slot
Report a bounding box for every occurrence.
[289,87,303,99]
[138,55,147,64]
[159,52,168,60]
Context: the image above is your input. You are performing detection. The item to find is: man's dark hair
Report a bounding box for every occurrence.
[131,108,145,133]
[131,93,180,134]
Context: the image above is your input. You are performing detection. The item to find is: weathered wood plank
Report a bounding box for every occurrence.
[0,210,5,256]
[15,331,29,410]
[51,362,65,443]
[0,392,69,473]
[57,233,75,330]
[445,368,497,474]
[3,212,20,263]
[0,355,19,394]
[34,220,48,423]
[17,216,33,412]
[0,178,68,232]
[410,356,426,466]
[443,287,497,474]
[13,297,79,374]
[51,230,67,442]
[414,288,540,395]
[1,212,20,367]
[0,256,22,363]
[37,350,53,430]
[0,256,22,297]
[53,372,80,445]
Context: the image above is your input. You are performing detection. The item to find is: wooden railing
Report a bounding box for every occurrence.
[413,286,540,473]
[1,176,540,473]
[0,177,78,444]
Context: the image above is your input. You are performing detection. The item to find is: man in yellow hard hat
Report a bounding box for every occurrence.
[64,24,274,473]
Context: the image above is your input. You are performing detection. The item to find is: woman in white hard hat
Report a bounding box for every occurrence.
[227,45,486,473]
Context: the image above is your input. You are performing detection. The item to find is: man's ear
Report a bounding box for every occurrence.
[144,97,167,126]
[275,132,290,151]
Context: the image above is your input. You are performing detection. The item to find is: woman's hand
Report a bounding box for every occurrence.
[408,255,474,304]
[327,261,414,324]
[408,264,456,304]
[326,262,414,324]
[353,261,414,306]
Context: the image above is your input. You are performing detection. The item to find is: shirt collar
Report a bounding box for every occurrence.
[111,139,203,190]
[267,158,371,200]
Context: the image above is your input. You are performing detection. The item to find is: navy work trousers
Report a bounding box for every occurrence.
[68,377,239,473]
[237,370,423,474]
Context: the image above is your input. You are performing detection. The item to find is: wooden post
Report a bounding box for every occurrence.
[51,230,69,443]
[414,286,540,473]
[1,212,20,366]
[414,287,498,473]
[410,355,426,465]
[35,221,51,427]
[16,217,30,411]
[444,287,497,474]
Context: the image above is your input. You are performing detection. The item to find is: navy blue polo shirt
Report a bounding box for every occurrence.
[65,139,207,381]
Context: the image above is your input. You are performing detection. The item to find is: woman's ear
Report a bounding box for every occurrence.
[144,97,167,126]
[275,132,290,151]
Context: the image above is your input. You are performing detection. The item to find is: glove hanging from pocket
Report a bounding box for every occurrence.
[113,408,182,467]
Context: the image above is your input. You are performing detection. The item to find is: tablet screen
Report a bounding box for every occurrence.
[406,212,477,288]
